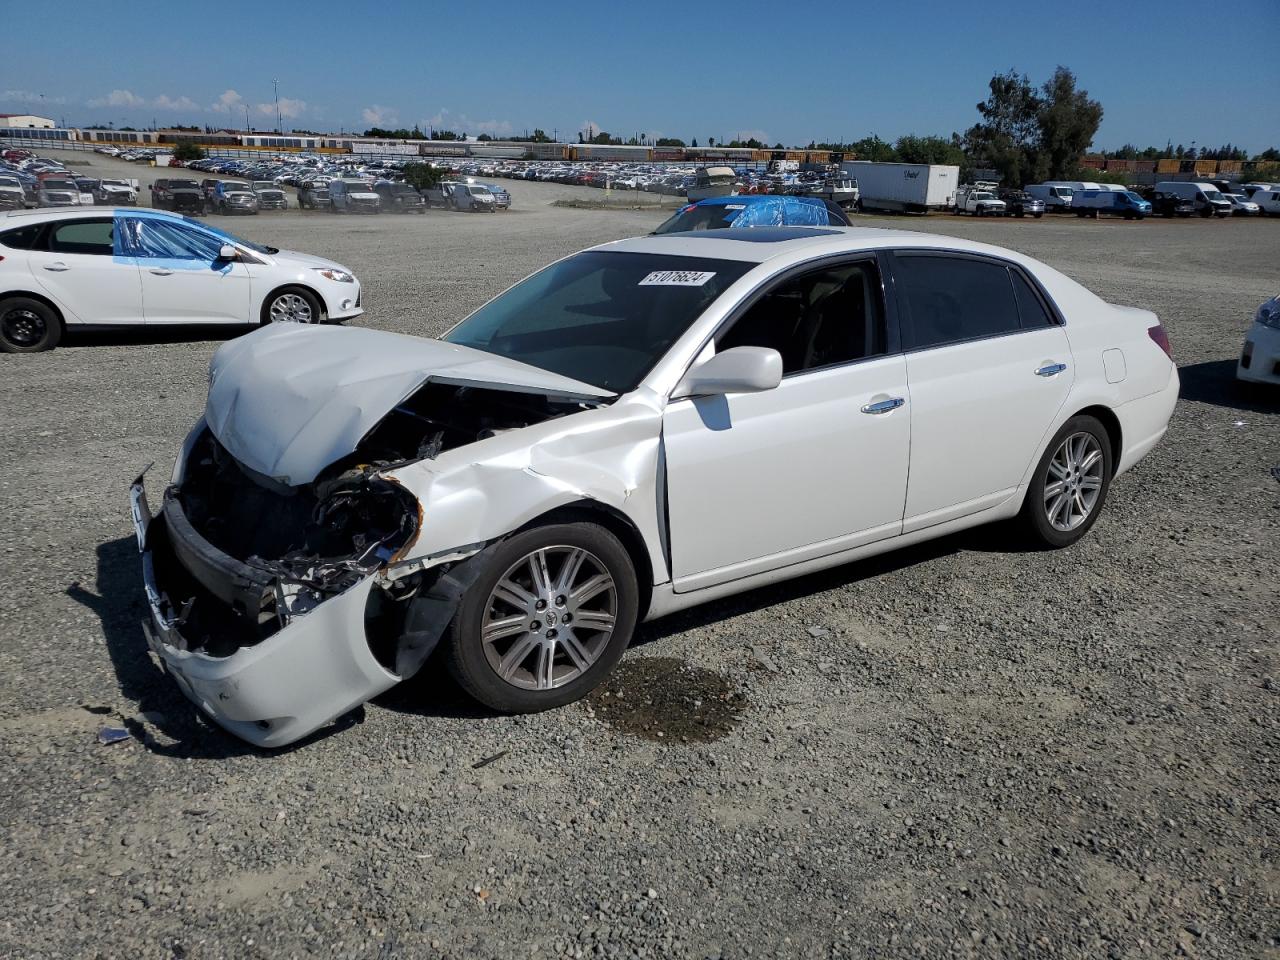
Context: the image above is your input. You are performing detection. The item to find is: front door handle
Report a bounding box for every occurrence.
[1035,362,1068,377]
[42,262,69,272]
[861,397,905,415]
[149,268,173,276]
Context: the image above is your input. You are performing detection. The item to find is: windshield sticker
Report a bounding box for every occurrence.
[639,270,717,287]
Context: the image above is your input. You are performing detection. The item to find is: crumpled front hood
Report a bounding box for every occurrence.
[205,323,613,486]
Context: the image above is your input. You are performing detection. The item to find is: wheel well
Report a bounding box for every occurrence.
[523,502,655,619]
[0,290,66,333]
[1074,405,1122,473]
[259,284,326,324]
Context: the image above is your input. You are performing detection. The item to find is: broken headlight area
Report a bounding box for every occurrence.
[354,381,601,463]
[156,427,421,656]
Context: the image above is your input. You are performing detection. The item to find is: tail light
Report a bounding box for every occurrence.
[1148,323,1173,359]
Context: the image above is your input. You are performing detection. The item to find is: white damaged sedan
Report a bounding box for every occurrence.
[131,226,1179,747]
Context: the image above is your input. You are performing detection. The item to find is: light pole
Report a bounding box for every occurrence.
[273,78,281,133]
[244,104,250,134]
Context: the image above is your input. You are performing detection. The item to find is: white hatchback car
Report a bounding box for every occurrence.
[0,208,362,352]
[132,226,1178,747]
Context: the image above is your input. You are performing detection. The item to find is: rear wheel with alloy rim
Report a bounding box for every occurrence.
[0,297,61,353]
[446,523,639,712]
[1020,415,1113,548]
[264,288,323,324]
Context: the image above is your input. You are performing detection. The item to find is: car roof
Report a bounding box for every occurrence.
[1,207,192,224]
[595,226,1025,265]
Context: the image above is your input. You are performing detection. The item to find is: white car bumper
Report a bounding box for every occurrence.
[1237,321,1280,386]
[320,279,364,322]
[130,474,397,748]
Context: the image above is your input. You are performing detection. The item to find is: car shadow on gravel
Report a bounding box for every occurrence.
[1178,359,1279,414]
[70,535,363,758]
[63,326,246,349]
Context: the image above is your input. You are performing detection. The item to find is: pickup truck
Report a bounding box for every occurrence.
[956,189,1006,216]
[151,178,205,213]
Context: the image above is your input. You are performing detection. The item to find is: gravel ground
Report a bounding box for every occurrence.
[0,151,1277,960]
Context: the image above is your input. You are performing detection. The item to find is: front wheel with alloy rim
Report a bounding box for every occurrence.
[0,297,62,353]
[445,522,639,713]
[1020,415,1114,548]
[264,287,323,324]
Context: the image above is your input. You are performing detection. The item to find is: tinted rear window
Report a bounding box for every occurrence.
[894,254,1021,350]
[1012,271,1055,328]
[0,223,43,250]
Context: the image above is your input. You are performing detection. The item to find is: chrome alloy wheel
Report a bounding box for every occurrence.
[1043,432,1104,532]
[481,546,617,691]
[1,307,46,347]
[268,292,314,323]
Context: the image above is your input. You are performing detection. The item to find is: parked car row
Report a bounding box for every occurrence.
[0,151,140,209]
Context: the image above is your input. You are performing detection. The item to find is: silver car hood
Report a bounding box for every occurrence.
[205,322,613,486]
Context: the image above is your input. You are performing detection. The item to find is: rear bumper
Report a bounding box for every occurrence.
[1237,323,1280,385]
[130,474,399,748]
[1114,364,1179,477]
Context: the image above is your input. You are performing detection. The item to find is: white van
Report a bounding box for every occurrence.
[1025,183,1074,210]
[1153,181,1232,217]
[1250,188,1280,216]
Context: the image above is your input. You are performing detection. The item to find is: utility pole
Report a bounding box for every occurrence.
[244,104,250,134]
[273,78,281,133]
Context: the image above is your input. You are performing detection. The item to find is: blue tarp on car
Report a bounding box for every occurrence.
[654,195,848,234]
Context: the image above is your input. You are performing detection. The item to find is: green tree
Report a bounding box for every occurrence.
[1037,66,1103,179]
[656,137,686,147]
[172,142,205,163]
[401,163,443,191]
[895,134,964,166]
[961,70,1043,186]
[850,135,898,162]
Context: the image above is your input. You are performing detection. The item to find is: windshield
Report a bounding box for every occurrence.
[1203,189,1224,202]
[223,182,250,191]
[182,216,276,255]
[169,180,199,189]
[468,186,491,196]
[42,180,75,190]
[102,180,129,188]
[443,251,754,393]
[1124,191,1146,204]
[253,181,276,190]
[654,204,741,234]
[0,178,20,188]
[343,181,370,191]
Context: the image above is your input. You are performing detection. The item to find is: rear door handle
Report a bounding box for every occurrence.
[1035,362,1068,377]
[861,397,905,415]
[149,268,173,276]
[43,262,69,272]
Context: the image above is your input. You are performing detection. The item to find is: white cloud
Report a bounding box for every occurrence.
[0,89,67,106]
[88,89,145,108]
[256,97,306,120]
[210,89,243,113]
[425,108,512,138]
[361,104,398,127]
[153,94,197,111]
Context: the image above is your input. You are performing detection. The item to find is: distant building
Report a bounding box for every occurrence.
[0,114,56,129]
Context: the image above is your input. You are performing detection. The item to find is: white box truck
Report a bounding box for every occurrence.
[840,161,958,213]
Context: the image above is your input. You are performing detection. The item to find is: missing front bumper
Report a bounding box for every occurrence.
[130,475,400,748]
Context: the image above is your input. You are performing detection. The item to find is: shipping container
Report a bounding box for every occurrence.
[1156,159,1180,173]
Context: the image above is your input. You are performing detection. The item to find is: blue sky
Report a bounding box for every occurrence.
[4,0,1277,153]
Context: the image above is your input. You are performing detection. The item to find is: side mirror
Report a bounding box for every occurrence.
[217,243,237,261]
[673,346,783,400]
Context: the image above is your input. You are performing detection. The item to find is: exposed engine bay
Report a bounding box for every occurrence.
[155,381,595,659]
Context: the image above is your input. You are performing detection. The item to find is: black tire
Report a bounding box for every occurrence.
[1200,205,1214,218]
[0,296,62,353]
[1019,415,1114,549]
[445,522,640,713]
[262,286,324,325]
[1034,212,1043,218]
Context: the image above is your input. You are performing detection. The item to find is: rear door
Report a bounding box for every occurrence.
[26,216,144,326]
[889,251,1073,531]
[121,215,252,325]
